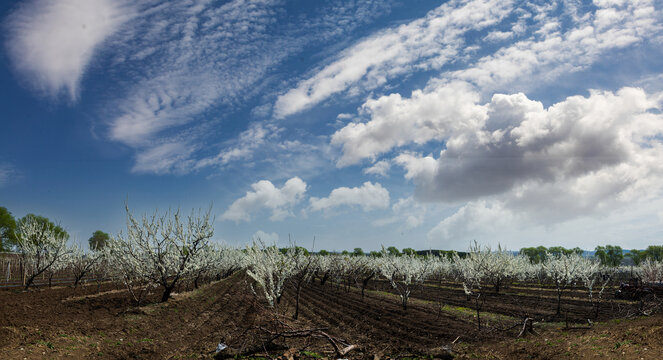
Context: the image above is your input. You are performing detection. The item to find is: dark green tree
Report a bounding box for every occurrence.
[88,230,110,251]
[386,246,400,256]
[0,207,17,251]
[402,247,416,256]
[318,249,329,256]
[594,245,623,267]
[645,245,663,261]
[520,246,548,263]
[353,247,365,256]
[548,246,584,258]
[626,249,646,265]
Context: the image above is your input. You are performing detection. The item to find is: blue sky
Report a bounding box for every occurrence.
[1,0,663,251]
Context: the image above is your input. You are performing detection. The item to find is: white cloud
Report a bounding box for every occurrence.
[372,197,427,229]
[332,0,663,166]
[101,0,394,174]
[427,201,514,244]
[221,177,307,222]
[0,164,16,187]
[274,0,514,118]
[363,160,391,177]
[449,0,661,92]
[310,182,390,213]
[332,81,486,166]
[194,123,275,170]
[131,140,195,175]
[5,0,132,100]
[395,87,663,225]
[484,30,513,42]
[252,230,279,244]
[427,197,663,251]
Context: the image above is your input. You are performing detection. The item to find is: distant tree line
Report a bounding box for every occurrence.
[0,206,109,252]
[519,244,663,267]
[310,246,467,259]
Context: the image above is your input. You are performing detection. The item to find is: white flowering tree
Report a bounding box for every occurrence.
[290,249,315,320]
[543,252,585,315]
[453,245,487,329]
[312,253,333,286]
[378,249,433,311]
[352,255,380,299]
[244,241,296,312]
[15,215,70,289]
[213,245,245,280]
[44,250,73,288]
[69,244,102,289]
[637,259,663,283]
[478,244,524,293]
[108,205,215,303]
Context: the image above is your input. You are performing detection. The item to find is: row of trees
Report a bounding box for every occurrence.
[1,206,110,252]
[6,204,663,330]
[519,245,663,267]
[1,206,112,289]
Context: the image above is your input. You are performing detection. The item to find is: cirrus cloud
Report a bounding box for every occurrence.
[5,0,133,100]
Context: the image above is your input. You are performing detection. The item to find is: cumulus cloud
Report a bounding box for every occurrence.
[484,30,513,42]
[252,230,279,244]
[363,160,391,177]
[395,87,663,227]
[332,81,486,166]
[426,201,514,242]
[5,0,132,100]
[310,182,390,213]
[332,0,663,167]
[221,177,307,222]
[274,0,514,118]
[372,197,427,229]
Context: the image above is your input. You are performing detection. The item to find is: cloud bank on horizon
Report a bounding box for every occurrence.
[4,0,663,250]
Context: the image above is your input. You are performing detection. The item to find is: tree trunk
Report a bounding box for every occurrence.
[24,275,36,290]
[161,285,175,302]
[475,295,482,330]
[556,284,562,315]
[294,283,303,320]
[361,274,374,299]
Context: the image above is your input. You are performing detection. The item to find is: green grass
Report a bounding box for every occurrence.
[300,350,323,358]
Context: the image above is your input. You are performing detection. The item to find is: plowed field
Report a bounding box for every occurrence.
[0,272,661,359]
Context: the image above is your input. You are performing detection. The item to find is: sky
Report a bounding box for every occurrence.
[1,0,663,252]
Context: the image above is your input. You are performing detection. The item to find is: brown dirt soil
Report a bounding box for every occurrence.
[455,315,663,359]
[367,279,637,322]
[0,272,661,359]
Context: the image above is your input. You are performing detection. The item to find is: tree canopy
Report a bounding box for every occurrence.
[594,245,624,267]
[18,214,68,241]
[88,230,110,251]
[0,206,17,251]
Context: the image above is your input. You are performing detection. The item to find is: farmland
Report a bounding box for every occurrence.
[1,266,662,359]
[2,209,663,359]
